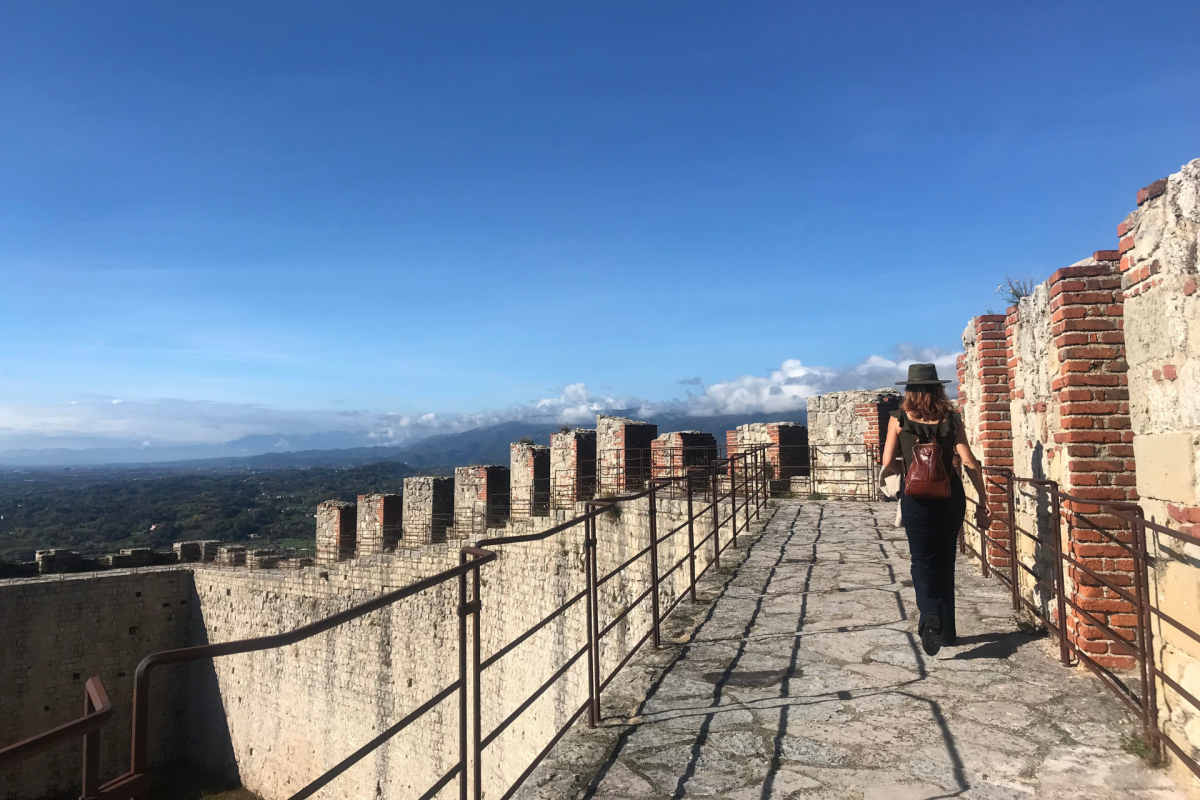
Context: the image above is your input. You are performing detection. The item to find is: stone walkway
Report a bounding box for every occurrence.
[519,500,1184,800]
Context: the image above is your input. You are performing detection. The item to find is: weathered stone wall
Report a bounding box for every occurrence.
[550,428,596,508]
[509,443,550,519]
[1005,282,1061,621]
[650,431,717,489]
[1120,160,1200,785]
[2,481,754,800]
[356,493,401,555]
[315,500,356,564]
[0,569,194,798]
[725,422,809,491]
[453,465,510,536]
[596,415,657,495]
[402,476,454,545]
[806,390,899,497]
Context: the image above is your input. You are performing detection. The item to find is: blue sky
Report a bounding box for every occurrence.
[0,2,1197,452]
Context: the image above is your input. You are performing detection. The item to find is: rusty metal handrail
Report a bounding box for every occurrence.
[469,446,770,800]
[80,445,770,800]
[0,677,115,799]
[961,468,1200,780]
[108,549,497,800]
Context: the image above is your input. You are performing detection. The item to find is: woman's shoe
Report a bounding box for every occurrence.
[922,615,942,656]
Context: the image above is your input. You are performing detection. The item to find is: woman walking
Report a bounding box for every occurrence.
[880,363,988,656]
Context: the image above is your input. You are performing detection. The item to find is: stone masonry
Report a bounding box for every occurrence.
[510,442,551,518]
[597,414,658,495]
[1118,159,1200,789]
[315,500,356,564]
[726,422,809,494]
[356,493,402,555]
[519,500,1182,800]
[807,389,900,497]
[550,428,597,508]
[453,465,511,536]
[953,159,1200,792]
[401,476,454,545]
[650,430,717,490]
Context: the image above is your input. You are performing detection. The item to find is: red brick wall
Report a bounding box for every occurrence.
[975,314,1015,571]
[1048,253,1138,669]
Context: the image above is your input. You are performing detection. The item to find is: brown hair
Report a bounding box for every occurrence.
[901,384,953,423]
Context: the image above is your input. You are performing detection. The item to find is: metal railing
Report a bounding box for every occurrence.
[4,447,771,800]
[962,468,1200,779]
[808,443,879,498]
[0,677,115,799]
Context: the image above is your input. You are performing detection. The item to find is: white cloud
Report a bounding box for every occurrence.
[0,344,959,454]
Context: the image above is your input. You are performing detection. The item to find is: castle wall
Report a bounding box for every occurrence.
[596,415,657,495]
[806,390,899,497]
[509,443,550,519]
[182,493,742,800]
[0,569,194,799]
[315,501,356,564]
[402,476,453,545]
[1119,160,1200,785]
[357,494,402,555]
[550,429,596,508]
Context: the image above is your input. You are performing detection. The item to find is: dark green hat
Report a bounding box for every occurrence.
[897,363,950,386]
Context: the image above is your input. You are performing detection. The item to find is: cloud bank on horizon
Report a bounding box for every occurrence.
[0,345,957,453]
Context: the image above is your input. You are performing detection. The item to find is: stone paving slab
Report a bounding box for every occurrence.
[517,500,1184,800]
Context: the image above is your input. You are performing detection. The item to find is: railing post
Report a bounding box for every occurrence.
[748,450,758,520]
[471,561,482,800]
[1049,486,1070,665]
[710,463,721,569]
[81,686,101,800]
[731,456,739,548]
[979,486,990,578]
[1007,474,1019,612]
[648,483,661,649]
[458,553,469,800]
[584,511,599,727]
[1132,511,1160,755]
[686,470,697,603]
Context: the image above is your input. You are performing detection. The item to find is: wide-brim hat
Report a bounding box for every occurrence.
[897,363,950,386]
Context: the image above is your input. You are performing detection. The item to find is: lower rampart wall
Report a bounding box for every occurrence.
[0,570,193,799]
[2,494,746,800]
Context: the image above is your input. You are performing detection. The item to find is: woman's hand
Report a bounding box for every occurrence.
[974,505,990,531]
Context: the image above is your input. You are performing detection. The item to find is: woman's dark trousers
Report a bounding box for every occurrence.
[900,484,966,645]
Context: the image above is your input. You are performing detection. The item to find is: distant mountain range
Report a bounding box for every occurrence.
[0,411,807,470]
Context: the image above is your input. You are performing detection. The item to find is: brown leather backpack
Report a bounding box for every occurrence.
[905,431,952,499]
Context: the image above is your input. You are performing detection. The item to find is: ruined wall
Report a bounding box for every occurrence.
[806,390,899,497]
[402,476,453,545]
[509,443,550,518]
[1120,160,1200,784]
[550,428,596,508]
[316,501,356,564]
[596,415,657,495]
[356,494,401,555]
[453,466,510,537]
[726,422,808,494]
[1005,283,1061,621]
[0,569,194,799]
[183,492,745,800]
